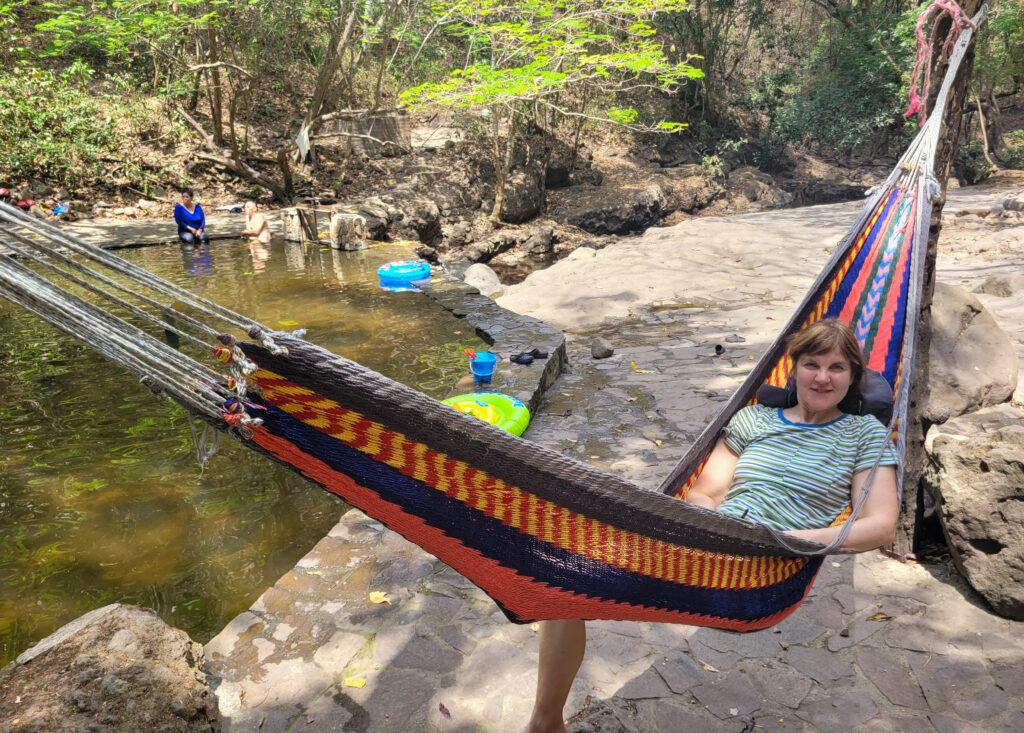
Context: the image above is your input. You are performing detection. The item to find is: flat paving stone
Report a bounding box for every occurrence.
[827,615,891,651]
[773,614,826,646]
[991,657,1024,696]
[616,664,673,700]
[299,690,359,731]
[929,712,988,733]
[855,715,935,733]
[797,595,845,630]
[312,630,367,674]
[687,636,741,672]
[690,670,762,720]
[995,709,1024,733]
[742,659,813,709]
[694,626,785,658]
[952,683,1009,721]
[390,634,463,673]
[589,631,658,672]
[855,646,928,710]
[909,652,990,713]
[653,651,710,694]
[884,616,954,654]
[353,666,441,732]
[238,656,333,709]
[795,690,877,731]
[372,624,416,664]
[834,587,876,614]
[638,698,732,732]
[784,646,854,686]
[438,623,478,656]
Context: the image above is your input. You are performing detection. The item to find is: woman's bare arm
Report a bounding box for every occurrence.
[784,464,899,551]
[686,435,739,510]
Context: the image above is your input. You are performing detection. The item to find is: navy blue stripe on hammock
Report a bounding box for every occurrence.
[252,400,825,623]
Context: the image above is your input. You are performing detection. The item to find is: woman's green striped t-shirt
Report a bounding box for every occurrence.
[716,405,897,531]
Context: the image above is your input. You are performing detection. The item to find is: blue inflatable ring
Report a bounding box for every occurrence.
[377,259,431,285]
[442,392,531,437]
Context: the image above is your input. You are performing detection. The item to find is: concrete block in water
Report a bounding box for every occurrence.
[282,206,331,243]
[329,211,368,250]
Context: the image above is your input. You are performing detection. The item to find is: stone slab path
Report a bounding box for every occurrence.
[203,182,1024,731]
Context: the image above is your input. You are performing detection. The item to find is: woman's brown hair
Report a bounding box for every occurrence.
[787,318,866,390]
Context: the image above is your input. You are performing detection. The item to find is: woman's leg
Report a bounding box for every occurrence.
[198,231,210,243]
[526,619,586,733]
[179,231,196,245]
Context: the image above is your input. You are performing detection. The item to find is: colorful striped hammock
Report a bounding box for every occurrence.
[0,7,982,633]
[224,10,983,630]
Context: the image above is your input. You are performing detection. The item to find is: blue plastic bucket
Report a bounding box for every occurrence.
[377,260,431,291]
[469,351,497,382]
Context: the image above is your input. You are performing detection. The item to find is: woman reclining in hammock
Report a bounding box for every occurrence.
[526,318,899,733]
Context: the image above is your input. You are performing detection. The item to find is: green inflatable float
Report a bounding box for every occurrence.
[442,392,530,437]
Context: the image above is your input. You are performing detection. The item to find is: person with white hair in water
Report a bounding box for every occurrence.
[241,200,271,244]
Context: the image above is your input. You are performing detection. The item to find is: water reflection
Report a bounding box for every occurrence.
[180,243,214,279]
[0,238,485,664]
[248,241,270,274]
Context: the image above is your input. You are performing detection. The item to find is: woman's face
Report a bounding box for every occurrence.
[793,346,853,415]
[181,192,193,206]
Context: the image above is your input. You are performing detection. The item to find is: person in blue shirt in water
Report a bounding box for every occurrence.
[173,189,210,244]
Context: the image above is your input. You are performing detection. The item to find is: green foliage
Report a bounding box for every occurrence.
[771,16,909,154]
[1004,129,1024,170]
[401,0,702,130]
[973,1,1024,93]
[700,153,725,179]
[0,59,118,185]
[955,139,993,184]
[35,0,212,62]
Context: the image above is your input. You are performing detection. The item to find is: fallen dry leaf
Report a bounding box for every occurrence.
[368,591,391,605]
[866,612,892,622]
[344,678,366,688]
[439,703,451,719]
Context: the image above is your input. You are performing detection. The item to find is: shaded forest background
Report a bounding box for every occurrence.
[1,0,1022,208]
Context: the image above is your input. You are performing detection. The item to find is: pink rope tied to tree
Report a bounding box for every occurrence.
[904,0,976,126]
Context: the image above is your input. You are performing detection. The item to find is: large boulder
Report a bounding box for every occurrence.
[923,405,1024,620]
[727,166,795,210]
[336,197,400,240]
[462,230,520,263]
[500,168,544,224]
[656,166,724,213]
[548,183,665,234]
[924,282,1019,423]
[0,604,219,732]
[463,262,504,297]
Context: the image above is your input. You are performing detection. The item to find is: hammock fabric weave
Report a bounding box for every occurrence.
[0,4,984,633]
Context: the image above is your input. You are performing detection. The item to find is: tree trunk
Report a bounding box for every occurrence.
[202,27,221,144]
[489,109,505,223]
[297,4,359,163]
[893,0,983,556]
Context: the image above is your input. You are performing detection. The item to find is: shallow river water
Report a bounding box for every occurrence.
[0,238,485,664]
